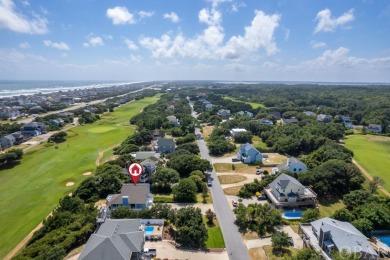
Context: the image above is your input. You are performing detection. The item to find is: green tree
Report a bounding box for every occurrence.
[176,142,200,154]
[331,249,360,260]
[172,178,197,202]
[167,154,212,177]
[332,208,355,222]
[271,231,290,254]
[205,209,216,225]
[151,167,180,193]
[301,209,320,223]
[343,190,372,210]
[352,218,373,237]
[175,207,208,248]
[111,207,139,219]
[368,176,385,194]
[48,131,67,143]
[233,131,253,143]
[286,248,320,260]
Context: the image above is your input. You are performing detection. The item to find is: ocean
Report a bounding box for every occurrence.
[0,80,141,98]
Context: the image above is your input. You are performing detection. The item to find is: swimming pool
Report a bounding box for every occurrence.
[282,210,304,219]
[377,235,390,247]
[145,226,154,234]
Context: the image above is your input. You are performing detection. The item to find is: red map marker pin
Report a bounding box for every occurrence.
[128,163,143,185]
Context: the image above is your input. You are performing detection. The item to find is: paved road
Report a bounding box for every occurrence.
[196,128,249,260]
[188,97,249,260]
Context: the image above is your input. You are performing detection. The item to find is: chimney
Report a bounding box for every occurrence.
[122,196,129,206]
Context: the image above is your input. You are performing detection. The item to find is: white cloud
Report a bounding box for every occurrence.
[19,41,30,49]
[0,0,48,34]
[262,61,278,69]
[140,8,280,60]
[43,40,70,50]
[104,55,142,65]
[310,40,327,49]
[138,10,154,19]
[206,0,232,8]
[106,6,135,25]
[230,2,246,13]
[83,35,104,47]
[163,12,179,23]
[287,47,390,74]
[124,38,138,50]
[314,8,354,33]
[22,0,29,6]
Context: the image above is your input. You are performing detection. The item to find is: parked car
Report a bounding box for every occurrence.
[143,248,157,257]
[288,237,294,246]
[257,195,267,200]
[232,158,240,162]
[255,169,263,175]
[232,200,238,207]
[207,179,212,187]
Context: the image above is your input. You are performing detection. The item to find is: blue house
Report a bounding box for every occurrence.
[237,143,262,164]
[106,184,153,210]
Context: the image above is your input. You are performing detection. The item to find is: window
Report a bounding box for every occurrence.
[293,168,296,171]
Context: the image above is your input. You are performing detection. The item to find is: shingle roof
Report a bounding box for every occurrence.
[79,219,144,260]
[134,151,160,160]
[270,173,304,190]
[108,184,150,205]
[311,218,377,257]
[157,138,175,147]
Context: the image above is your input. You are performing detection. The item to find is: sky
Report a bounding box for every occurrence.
[0,0,389,82]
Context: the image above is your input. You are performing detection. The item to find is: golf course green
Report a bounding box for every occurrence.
[0,95,160,258]
[344,134,390,192]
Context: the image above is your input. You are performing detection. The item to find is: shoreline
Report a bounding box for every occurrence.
[0,80,147,98]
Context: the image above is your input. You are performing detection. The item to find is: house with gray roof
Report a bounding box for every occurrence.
[264,173,317,208]
[217,109,231,120]
[272,158,307,174]
[133,151,160,161]
[237,111,254,118]
[281,118,299,125]
[20,122,46,137]
[1,134,16,149]
[268,111,281,119]
[237,143,262,164]
[367,124,382,134]
[300,218,378,260]
[259,118,274,125]
[107,184,153,210]
[317,114,333,123]
[79,219,145,260]
[304,111,316,117]
[167,115,180,127]
[155,138,175,153]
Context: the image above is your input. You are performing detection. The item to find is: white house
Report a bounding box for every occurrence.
[167,115,180,127]
[230,128,247,136]
[259,118,274,125]
[272,158,307,174]
[264,173,317,208]
[237,143,262,164]
[317,114,333,123]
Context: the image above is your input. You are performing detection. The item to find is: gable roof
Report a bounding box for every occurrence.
[108,184,150,205]
[79,219,144,260]
[277,158,306,171]
[311,218,377,256]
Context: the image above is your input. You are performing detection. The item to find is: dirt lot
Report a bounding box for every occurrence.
[145,241,228,260]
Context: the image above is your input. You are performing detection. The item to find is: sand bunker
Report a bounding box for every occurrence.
[83,172,92,176]
[66,182,74,187]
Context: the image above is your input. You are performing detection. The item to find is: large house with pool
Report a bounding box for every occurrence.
[264,173,317,209]
[299,218,378,260]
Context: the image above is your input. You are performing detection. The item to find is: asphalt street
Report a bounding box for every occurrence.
[195,128,249,260]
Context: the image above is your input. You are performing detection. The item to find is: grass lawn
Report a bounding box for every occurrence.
[253,136,274,153]
[202,125,214,139]
[344,134,390,192]
[203,217,225,248]
[223,96,266,109]
[196,191,213,204]
[0,95,160,258]
[214,163,259,174]
[223,185,243,196]
[218,175,247,184]
[263,245,298,259]
[249,247,267,260]
[318,197,345,218]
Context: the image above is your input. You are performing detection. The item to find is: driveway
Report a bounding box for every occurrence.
[170,203,214,214]
[276,225,304,249]
[245,237,272,249]
[145,241,228,260]
[211,156,241,164]
[226,195,268,210]
[196,127,250,260]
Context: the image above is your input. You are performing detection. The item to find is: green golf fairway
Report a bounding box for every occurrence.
[0,95,160,258]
